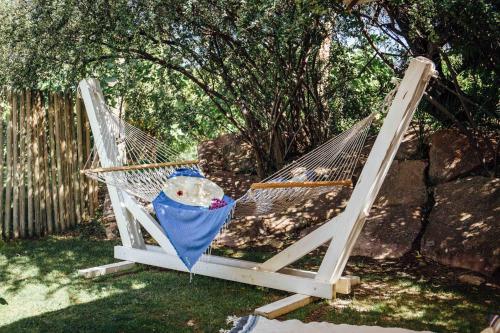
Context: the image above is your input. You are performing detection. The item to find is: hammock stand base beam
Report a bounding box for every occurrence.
[113,245,335,298]
[255,294,316,319]
[254,275,360,319]
[78,261,136,278]
[76,57,436,317]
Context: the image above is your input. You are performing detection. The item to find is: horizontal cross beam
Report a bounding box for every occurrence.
[81,160,199,174]
[114,245,335,299]
[250,180,352,190]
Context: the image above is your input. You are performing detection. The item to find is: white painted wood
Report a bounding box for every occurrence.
[253,277,360,318]
[78,261,135,278]
[79,79,144,249]
[114,246,334,299]
[143,244,316,279]
[255,294,315,319]
[335,276,361,294]
[316,58,436,283]
[122,194,177,255]
[109,188,145,249]
[138,245,357,295]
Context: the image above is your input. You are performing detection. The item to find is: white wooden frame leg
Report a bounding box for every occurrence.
[316,57,436,284]
[77,57,436,301]
[258,58,436,280]
[79,79,145,249]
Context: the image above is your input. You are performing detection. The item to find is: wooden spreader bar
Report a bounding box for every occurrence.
[81,160,199,174]
[250,179,352,190]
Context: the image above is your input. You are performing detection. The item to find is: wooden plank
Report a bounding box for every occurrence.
[122,194,172,252]
[335,275,360,294]
[36,92,45,236]
[47,94,60,231]
[53,93,66,231]
[41,96,53,233]
[26,91,34,237]
[0,90,4,239]
[12,92,19,238]
[255,294,315,319]
[250,179,352,190]
[84,108,94,218]
[79,79,145,248]
[62,94,70,227]
[75,96,84,223]
[19,91,26,237]
[32,92,41,235]
[143,243,353,294]
[78,261,136,278]
[59,93,68,229]
[114,246,334,299]
[82,160,200,174]
[258,213,344,272]
[82,100,90,219]
[3,91,13,238]
[65,94,76,227]
[76,97,87,221]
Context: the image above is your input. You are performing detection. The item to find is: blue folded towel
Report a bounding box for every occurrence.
[152,170,235,271]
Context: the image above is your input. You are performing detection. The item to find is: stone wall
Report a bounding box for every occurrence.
[198,128,499,277]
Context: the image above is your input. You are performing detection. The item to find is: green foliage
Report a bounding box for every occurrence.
[0,0,497,175]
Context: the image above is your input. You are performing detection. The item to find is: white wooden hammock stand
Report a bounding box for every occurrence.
[77,57,436,318]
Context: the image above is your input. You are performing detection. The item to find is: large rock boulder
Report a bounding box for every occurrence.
[428,129,483,184]
[375,160,428,207]
[395,127,426,160]
[421,176,500,276]
[207,170,259,198]
[351,160,428,259]
[351,206,423,259]
[198,134,256,175]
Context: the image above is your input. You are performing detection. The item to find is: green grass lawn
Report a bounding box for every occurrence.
[0,236,498,332]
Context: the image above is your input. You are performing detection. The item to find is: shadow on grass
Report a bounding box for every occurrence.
[0,237,127,296]
[0,270,277,333]
[1,237,498,333]
[0,237,285,332]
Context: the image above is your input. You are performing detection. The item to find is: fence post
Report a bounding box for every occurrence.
[1,89,96,239]
[4,91,13,239]
[0,90,4,239]
[26,91,34,237]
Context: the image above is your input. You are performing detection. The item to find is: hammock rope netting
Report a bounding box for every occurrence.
[82,86,375,217]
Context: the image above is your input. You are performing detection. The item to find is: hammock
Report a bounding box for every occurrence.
[82,105,374,217]
[77,57,437,305]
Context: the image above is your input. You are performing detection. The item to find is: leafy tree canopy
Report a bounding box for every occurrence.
[0,0,497,176]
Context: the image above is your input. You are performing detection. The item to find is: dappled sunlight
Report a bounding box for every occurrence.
[216,186,352,251]
[1,238,498,332]
[0,237,153,326]
[422,176,499,275]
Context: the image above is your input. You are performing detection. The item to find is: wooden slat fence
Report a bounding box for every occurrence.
[0,90,98,239]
